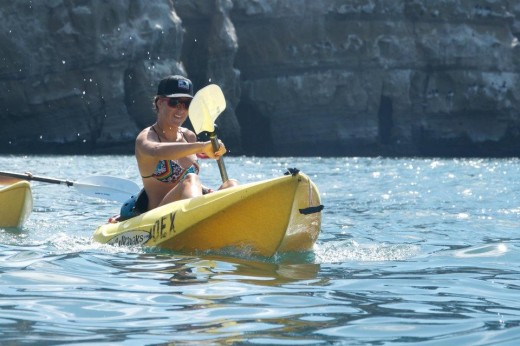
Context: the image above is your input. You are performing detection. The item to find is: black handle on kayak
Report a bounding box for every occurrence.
[299,205,324,215]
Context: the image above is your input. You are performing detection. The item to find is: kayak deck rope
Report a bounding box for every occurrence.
[285,167,324,215]
[300,179,324,215]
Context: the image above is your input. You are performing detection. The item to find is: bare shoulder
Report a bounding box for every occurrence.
[135,126,159,157]
[136,126,157,143]
[181,127,197,143]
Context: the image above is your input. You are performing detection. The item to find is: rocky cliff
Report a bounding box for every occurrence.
[1,0,519,157]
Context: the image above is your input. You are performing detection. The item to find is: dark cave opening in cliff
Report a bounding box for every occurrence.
[378,95,394,145]
[235,101,274,156]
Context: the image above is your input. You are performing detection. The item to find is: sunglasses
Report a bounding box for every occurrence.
[166,98,192,108]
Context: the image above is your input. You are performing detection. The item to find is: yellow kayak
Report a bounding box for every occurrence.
[93,170,323,257]
[0,181,33,228]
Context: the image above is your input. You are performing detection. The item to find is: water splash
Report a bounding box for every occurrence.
[314,240,420,263]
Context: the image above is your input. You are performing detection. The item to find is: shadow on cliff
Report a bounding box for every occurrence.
[235,99,274,156]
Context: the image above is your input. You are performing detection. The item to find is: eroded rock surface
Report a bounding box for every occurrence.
[1,0,519,156]
[231,0,520,156]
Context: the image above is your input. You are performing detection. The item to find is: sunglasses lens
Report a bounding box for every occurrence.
[167,99,179,107]
[168,98,191,108]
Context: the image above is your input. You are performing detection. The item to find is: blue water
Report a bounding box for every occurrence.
[1,155,519,345]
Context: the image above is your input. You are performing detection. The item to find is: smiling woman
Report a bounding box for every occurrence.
[125,75,239,219]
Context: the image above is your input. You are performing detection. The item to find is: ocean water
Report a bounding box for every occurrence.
[0,155,519,345]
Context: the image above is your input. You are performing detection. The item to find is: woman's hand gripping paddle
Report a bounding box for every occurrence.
[189,84,229,182]
[0,171,140,202]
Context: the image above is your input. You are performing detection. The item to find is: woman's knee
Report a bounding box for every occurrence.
[220,178,239,190]
[227,178,239,187]
[183,173,201,185]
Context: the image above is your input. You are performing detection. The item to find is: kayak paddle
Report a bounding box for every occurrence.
[0,171,140,202]
[189,84,229,182]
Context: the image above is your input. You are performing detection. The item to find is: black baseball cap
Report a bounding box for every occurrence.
[157,75,194,98]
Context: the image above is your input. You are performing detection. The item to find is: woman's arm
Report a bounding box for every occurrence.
[135,128,225,160]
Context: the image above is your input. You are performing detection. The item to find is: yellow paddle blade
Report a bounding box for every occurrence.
[189,84,226,134]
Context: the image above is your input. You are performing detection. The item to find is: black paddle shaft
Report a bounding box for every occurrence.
[209,132,229,183]
[0,171,74,186]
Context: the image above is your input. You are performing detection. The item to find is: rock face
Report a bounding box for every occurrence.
[230,0,520,156]
[0,1,181,153]
[0,0,519,157]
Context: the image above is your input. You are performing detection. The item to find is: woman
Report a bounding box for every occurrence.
[125,75,238,217]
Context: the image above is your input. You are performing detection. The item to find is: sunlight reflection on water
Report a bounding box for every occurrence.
[1,155,519,344]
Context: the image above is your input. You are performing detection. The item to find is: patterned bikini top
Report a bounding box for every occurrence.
[141,126,200,184]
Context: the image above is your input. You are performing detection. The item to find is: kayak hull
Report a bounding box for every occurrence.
[93,171,322,257]
[0,181,33,228]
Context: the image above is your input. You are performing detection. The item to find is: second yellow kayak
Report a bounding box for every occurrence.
[0,181,33,228]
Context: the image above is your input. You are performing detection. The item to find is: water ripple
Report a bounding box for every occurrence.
[1,156,519,344]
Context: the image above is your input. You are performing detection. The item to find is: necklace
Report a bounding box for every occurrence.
[154,123,182,142]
